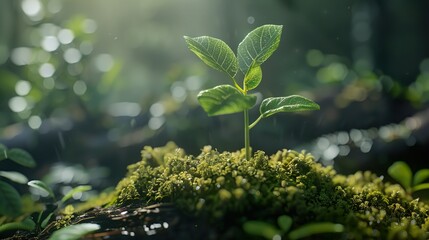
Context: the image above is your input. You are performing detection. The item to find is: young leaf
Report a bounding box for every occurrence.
[243,221,280,239]
[28,180,55,199]
[288,223,344,240]
[48,223,100,240]
[184,36,238,78]
[413,169,429,186]
[197,85,257,116]
[237,24,282,74]
[0,181,22,217]
[244,65,262,91]
[388,161,412,190]
[0,171,28,184]
[260,95,320,118]
[61,185,92,203]
[0,217,36,233]
[277,215,293,233]
[7,148,36,168]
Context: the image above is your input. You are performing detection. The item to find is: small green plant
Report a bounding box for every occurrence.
[27,179,92,230]
[243,215,344,240]
[184,24,319,160]
[0,144,92,235]
[0,144,37,232]
[388,161,429,194]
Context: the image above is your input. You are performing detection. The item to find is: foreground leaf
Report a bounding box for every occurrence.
[260,95,320,118]
[7,148,36,168]
[41,212,55,229]
[61,185,92,203]
[388,161,412,190]
[413,183,429,192]
[0,171,28,184]
[184,36,238,78]
[243,221,280,239]
[244,65,262,91]
[0,181,22,217]
[0,144,7,161]
[48,223,100,240]
[28,180,55,199]
[237,24,282,74]
[0,218,35,233]
[288,223,344,240]
[413,169,429,186]
[277,215,293,233]
[197,85,256,116]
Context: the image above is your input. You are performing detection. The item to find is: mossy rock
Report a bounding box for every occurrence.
[112,142,429,239]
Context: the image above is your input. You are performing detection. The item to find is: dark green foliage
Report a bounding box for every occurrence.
[0,181,22,217]
[113,143,429,239]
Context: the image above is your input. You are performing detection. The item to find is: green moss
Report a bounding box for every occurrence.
[113,142,429,239]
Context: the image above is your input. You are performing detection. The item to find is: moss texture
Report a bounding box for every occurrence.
[113,142,429,239]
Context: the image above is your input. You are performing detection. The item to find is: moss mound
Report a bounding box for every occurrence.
[113,142,429,239]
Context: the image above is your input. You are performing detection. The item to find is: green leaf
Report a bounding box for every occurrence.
[388,161,412,190]
[7,148,36,168]
[244,65,262,91]
[0,218,35,233]
[41,212,54,228]
[237,24,282,74]
[288,223,344,240]
[0,181,22,217]
[0,171,28,184]
[412,183,429,192]
[48,223,100,240]
[197,85,257,116]
[277,215,293,233]
[61,185,92,203]
[413,169,429,186]
[184,36,238,78]
[260,95,320,118]
[28,180,55,199]
[243,221,280,239]
[0,144,7,161]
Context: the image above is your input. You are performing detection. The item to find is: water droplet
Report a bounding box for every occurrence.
[247,16,255,24]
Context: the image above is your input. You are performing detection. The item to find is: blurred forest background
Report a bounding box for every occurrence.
[1,0,428,191]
